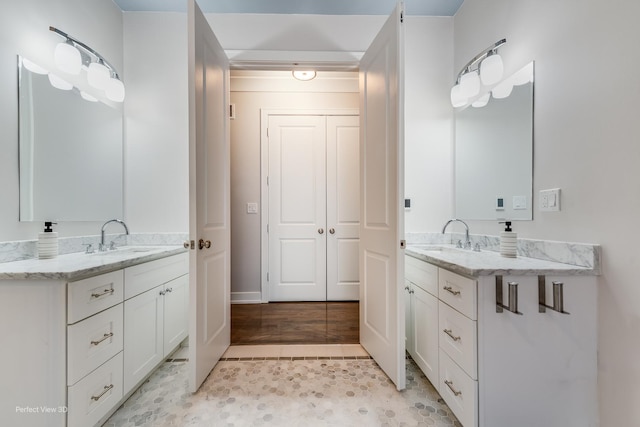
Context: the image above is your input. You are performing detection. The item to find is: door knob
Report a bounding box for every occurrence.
[329,228,335,235]
[198,239,211,250]
[318,228,324,235]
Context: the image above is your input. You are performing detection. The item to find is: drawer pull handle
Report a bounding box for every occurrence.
[166,287,173,293]
[91,288,114,299]
[443,286,461,296]
[443,329,461,342]
[444,380,462,396]
[90,332,114,346]
[91,384,114,401]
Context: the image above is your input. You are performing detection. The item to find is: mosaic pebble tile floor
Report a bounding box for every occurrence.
[104,346,461,427]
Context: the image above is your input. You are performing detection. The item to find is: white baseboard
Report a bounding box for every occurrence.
[231,291,263,304]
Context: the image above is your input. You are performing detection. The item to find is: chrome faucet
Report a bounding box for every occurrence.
[100,219,129,251]
[442,218,471,249]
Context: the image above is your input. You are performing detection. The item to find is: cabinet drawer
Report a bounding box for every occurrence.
[124,253,188,299]
[439,349,478,427]
[405,255,438,296]
[438,268,477,320]
[68,304,123,386]
[67,352,123,427]
[68,270,124,324]
[439,301,477,379]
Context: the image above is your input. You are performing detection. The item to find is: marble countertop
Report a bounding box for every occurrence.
[0,245,187,281]
[406,245,598,277]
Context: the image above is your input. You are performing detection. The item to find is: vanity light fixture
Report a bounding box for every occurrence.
[47,73,73,91]
[50,26,125,102]
[292,70,317,81]
[451,38,506,107]
[22,58,48,75]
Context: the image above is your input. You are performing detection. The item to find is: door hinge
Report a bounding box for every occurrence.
[400,11,404,23]
[400,239,406,249]
[267,224,269,233]
[266,127,269,138]
[266,176,269,186]
[229,104,236,119]
[267,272,269,281]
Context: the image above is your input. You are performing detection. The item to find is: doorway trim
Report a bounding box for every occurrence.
[260,108,359,302]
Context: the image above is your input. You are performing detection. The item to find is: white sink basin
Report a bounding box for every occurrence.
[91,246,164,256]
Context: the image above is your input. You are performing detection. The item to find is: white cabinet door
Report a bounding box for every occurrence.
[404,280,413,354]
[123,286,164,394]
[163,275,189,357]
[411,284,439,387]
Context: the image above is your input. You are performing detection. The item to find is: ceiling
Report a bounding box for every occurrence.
[112,0,464,16]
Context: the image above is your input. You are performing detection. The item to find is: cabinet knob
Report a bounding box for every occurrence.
[318,228,324,235]
[329,228,335,235]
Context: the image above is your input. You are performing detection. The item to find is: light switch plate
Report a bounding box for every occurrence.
[247,202,258,214]
[539,188,561,212]
[513,195,527,210]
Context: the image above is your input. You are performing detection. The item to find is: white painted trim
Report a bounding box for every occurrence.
[231,292,263,304]
[231,71,359,93]
[226,50,364,71]
[260,109,359,303]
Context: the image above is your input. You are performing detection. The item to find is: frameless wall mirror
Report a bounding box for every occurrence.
[18,55,123,222]
[455,61,534,220]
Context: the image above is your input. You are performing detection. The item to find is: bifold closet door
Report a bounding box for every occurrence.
[326,116,360,301]
[268,115,327,301]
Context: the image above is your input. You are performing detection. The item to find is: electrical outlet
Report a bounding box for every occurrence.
[539,188,561,212]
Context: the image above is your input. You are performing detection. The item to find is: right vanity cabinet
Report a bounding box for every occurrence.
[405,254,597,427]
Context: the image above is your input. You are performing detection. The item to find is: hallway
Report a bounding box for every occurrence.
[231,302,359,345]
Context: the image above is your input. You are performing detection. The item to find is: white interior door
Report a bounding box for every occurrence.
[358,3,406,390]
[187,0,231,392]
[268,115,327,301]
[326,115,360,301]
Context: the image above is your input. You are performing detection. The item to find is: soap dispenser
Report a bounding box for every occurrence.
[38,221,58,259]
[499,221,517,258]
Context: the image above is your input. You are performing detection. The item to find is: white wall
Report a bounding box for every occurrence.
[404,17,455,232]
[122,12,189,233]
[454,0,640,423]
[0,0,122,241]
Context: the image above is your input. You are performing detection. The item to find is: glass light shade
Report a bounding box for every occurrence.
[48,73,73,90]
[80,91,98,102]
[87,62,111,90]
[450,84,467,108]
[512,62,534,86]
[480,54,503,86]
[492,79,514,99]
[54,42,82,75]
[292,70,316,81]
[471,93,491,108]
[105,77,125,102]
[460,71,480,98]
[22,58,48,75]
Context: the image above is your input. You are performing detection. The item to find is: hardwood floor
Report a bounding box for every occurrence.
[231,302,359,345]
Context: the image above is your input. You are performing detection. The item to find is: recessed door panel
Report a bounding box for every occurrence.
[359,3,405,390]
[188,0,231,392]
[268,115,326,301]
[327,115,360,301]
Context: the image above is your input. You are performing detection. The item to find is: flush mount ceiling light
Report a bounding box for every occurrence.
[451,38,506,108]
[50,26,125,102]
[292,70,317,81]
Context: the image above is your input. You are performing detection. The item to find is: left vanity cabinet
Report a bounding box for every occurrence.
[67,270,125,427]
[0,250,188,427]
